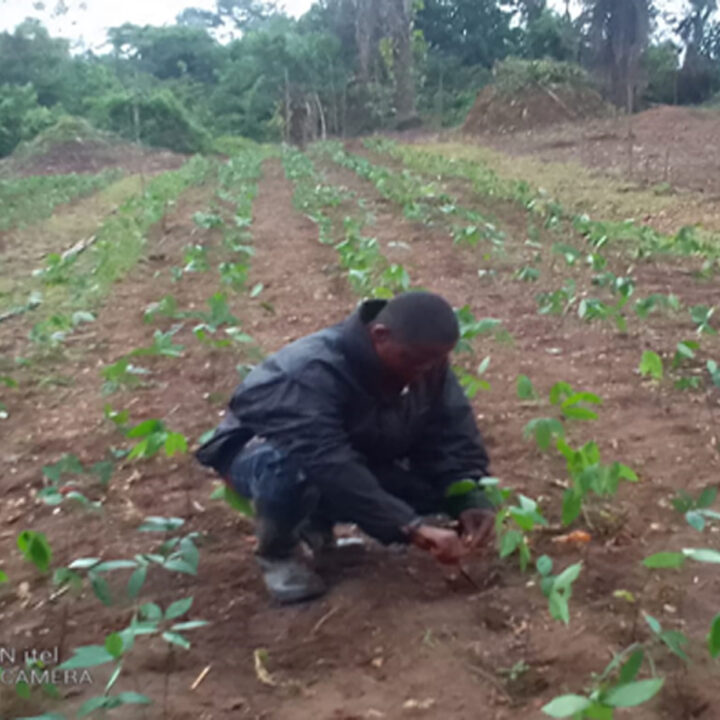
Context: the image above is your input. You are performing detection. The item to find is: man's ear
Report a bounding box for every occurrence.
[369,323,391,344]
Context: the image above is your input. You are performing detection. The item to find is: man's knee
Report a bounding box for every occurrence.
[228,439,319,553]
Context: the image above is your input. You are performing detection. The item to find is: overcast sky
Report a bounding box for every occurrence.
[0,0,688,52]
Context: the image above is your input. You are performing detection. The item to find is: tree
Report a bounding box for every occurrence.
[585,0,650,110]
[676,0,720,102]
[383,0,419,126]
[523,9,580,62]
[0,19,71,107]
[107,24,223,83]
[416,0,518,68]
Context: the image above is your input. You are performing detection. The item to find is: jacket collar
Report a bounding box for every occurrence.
[339,299,388,396]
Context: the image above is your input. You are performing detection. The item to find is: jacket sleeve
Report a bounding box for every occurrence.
[230,365,420,544]
[409,365,492,514]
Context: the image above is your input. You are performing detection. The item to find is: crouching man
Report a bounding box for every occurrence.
[196,292,495,603]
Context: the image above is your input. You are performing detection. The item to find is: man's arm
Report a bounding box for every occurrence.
[410,364,493,516]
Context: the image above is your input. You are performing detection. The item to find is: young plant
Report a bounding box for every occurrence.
[542,646,663,718]
[130,329,184,358]
[523,417,565,452]
[17,530,52,573]
[536,555,583,625]
[537,279,577,316]
[690,305,716,335]
[639,351,663,381]
[549,382,602,421]
[101,358,151,395]
[456,356,491,398]
[183,244,210,273]
[557,439,638,526]
[496,494,548,571]
[193,210,225,229]
[517,374,539,400]
[671,485,719,531]
[126,420,188,460]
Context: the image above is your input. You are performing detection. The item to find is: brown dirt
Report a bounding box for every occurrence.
[464,104,720,196]
[463,85,612,136]
[1,151,720,720]
[0,140,186,178]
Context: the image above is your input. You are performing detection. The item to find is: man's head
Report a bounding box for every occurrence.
[368,292,459,386]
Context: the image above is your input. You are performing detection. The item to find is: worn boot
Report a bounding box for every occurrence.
[256,555,326,604]
[255,515,326,603]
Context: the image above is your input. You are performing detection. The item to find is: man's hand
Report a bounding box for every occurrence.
[409,524,467,565]
[458,508,495,552]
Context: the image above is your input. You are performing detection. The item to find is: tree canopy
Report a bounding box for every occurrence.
[0,0,718,156]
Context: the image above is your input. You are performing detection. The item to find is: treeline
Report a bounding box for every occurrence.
[1,0,719,156]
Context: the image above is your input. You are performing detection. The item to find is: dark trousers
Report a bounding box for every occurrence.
[228,438,444,558]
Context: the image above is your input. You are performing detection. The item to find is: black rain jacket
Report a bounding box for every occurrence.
[196,299,490,543]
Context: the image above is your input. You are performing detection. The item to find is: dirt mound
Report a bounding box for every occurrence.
[1,117,186,177]
[463,84,613,135]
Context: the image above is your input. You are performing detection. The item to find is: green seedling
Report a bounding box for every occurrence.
[635,293,681,318]
[537,279,577,316]
[708,360,720,388]
[102,357,151,394]
[17,530,52,573]
[65,517,201,604]
[709,614,720,658]
[372,264,411,299]
[219,261,249,291]
[671,485,719,531]
[143,295,186,323]
[192,292,240,332]
[457,356,491,398]
[455,306,509,353]
[126,420,188,460]
[183,244,210,273]
[672,339,700,369]
[690,305,716,335]
[578,296,629,333]
[643,613,689,663]
[210,483,254,516]
[496,494,548,571]
[517,374,538,400]
[542,645,663,718]
[557,439,638,526]
[130,329,184,358]
[524,417,565,451]
[193,211,225,229]
[536,555,583,625]
[39,453,112,507]
[32,252,79,285]
[516,266,540,282]
[549,382,602,421]
[639,351,663,381]
[552,243,581,266]
[29,312,94,347]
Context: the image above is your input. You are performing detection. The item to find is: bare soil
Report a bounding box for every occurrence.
[0,140,186,178]
[463,104,720,196]
[463,84,612,135]
[0,150,719,720]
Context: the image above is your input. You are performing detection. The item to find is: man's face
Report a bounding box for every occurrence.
[369,324,454,387]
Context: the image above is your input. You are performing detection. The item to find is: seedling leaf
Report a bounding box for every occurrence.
[643,552,685,569]
[708,614,720,658]
[165,597,193,620]
[604,678,664,707]
[542,695,592,717]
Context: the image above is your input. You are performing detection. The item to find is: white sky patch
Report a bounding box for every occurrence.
[0,0,692,51]
[0,0,314,50]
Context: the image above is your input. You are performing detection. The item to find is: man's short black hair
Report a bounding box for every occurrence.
[373,292,459,347]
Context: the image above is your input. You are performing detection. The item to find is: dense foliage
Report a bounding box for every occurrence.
[0,1,719,154]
